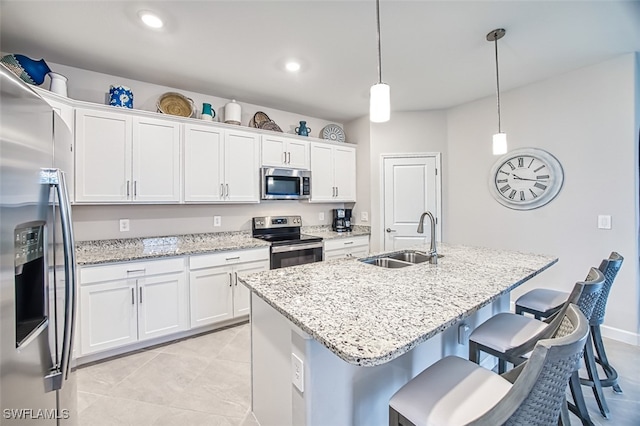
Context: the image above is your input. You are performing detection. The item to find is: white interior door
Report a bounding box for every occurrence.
[383,155,440,251]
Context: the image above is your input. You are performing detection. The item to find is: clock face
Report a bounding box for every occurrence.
[489,148,564,210]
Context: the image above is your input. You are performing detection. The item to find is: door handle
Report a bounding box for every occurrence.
[126,180,130,198]
[134,181,137,198]
[220,183,224,197]
[131,288,135,304]
[283,152,287,164]
[228,272,233,287]
[287,152,291,164]
[225,183,229,197]
[336,186,339,197]
[139,287,143,303]
[332,187,336,197]
[386,228,397,233]
[234,272,238,286]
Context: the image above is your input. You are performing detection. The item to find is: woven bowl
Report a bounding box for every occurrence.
[157,92,195,117]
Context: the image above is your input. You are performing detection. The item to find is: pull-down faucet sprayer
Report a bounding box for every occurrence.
[417,211,438,264]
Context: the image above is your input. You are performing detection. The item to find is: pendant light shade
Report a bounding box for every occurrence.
[487,28,507,155]
[370,83,390,123]
[370,0,390,123]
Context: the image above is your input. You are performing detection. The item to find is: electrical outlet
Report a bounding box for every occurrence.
[319,212,325,221]
[119,219,130,232]
[361,211,369,222]
[458,323,470,345]
[291,353,304,392]
[213,216,222,227]
[597,215,612,230]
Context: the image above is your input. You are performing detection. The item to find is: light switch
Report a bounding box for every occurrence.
[319,212,325,221]
[597,215,612,230]
[361,211,369,222]
[291,353,304,392]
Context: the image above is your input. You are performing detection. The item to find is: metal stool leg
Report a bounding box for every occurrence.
[568,370,595,426]
[591,324,623,394]
[582,334,610,418]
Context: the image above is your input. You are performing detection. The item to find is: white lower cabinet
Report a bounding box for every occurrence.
[189,248,269,328]
[324,236,370,260]
[79,257,188,355]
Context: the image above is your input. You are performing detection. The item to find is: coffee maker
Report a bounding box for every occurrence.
[332,208,352,232]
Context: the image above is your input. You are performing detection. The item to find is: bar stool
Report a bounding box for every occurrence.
[389,304,589,426]
[516,252,624,397]
[468,267,605,426]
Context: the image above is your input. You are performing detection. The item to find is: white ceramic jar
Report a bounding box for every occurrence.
[224,99,241,125]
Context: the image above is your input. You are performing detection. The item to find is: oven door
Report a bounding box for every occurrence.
[271,242,323,269]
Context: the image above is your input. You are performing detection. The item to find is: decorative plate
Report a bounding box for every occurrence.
[321,124,346,142]
[259,120,283,132]
[157,92,195,117]
[250,111,271,128]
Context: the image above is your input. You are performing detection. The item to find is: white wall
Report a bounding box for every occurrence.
[446,54,639,342]
[344,115,371,228]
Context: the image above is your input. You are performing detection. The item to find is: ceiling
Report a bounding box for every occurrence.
[1,1,639,123]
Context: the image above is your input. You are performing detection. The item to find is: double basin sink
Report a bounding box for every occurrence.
[360,250,443,268]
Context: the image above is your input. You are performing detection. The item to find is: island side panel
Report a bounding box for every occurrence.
[251,291,509,426]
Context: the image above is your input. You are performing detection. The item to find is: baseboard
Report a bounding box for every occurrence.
[600,324,640,346]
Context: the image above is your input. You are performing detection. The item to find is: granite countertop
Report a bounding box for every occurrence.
[239,243,558,367]
[75,226,371,266]
[75,231,270,265]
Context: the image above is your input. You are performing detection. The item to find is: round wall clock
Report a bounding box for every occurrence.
[489,148,564,210]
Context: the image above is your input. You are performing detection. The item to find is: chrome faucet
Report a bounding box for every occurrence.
[417,211,438,264]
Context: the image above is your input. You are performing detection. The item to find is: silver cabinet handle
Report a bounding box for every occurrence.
[336,186,339,197]
[126,180,130,198]
[287,152,291,164]
[283,152,287,164]
[220,183,224,197]
[134,181,137,198]
[131,288,134,304]
[228,272,233,287]
[225,183,229,197]
[226,256,240,261]
[234,271,238,286]
[386,228,397,233]
[139,287,143,304]
[344,241,354,245]
[332,187,336,197]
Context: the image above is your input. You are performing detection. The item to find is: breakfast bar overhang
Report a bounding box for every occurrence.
[239,243,558,426]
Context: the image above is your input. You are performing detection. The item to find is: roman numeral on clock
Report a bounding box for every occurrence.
[534,165,546,173]
[500,184,511,193]
[508,190,517,199]
[529,189,538,198]
[507,161,516,170]
[518,157,524,168]
[497,179,508,183]
[534,182,547,190]
[520,191,525,201]
[537,175,549,180]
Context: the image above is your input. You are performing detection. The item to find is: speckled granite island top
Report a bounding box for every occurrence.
[75,231,270,265]
[239,243,557,367]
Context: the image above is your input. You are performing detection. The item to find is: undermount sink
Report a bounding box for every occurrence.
[386,251,433,264]
[359,257,412,269]
[359,250,444,269]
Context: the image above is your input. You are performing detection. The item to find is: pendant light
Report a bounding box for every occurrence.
[487,28,507,155]
[370,0,390,123]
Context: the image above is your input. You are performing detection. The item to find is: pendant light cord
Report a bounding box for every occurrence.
[494,35,502,133]
[376,0,383,84]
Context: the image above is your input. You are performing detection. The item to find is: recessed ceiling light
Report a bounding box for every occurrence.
[285,61,301,72]
[139,11,163,29]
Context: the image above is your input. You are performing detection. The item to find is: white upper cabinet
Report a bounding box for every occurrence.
[75,108,181,203]
[75,108,132,203]
[310,142,356,202]
[184,124,224,202]
[184,125,260,203]
[261,135,310,170]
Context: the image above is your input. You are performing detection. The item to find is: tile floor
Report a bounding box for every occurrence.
[77,322,639,425]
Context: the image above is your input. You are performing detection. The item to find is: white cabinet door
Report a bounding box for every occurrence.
[44,96,75,202]
[184,124,224,202]
[80,280,137,355]
[324,236,370,260]
[189,267,234,328]
[233,260,269,317]
[310,143,335,201]
[225,129,260,203]
[75,108,132,202]
[137,272,189,341]
[333,146,356,202]
[261,135,288,167]
[261,135,309,169]
[132,117,181,203]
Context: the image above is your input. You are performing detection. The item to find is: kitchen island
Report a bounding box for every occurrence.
[239,243,557,426]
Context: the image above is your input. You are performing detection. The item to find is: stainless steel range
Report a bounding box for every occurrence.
[252,216,323,269]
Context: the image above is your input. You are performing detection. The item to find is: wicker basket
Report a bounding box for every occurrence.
[157,92,195,117]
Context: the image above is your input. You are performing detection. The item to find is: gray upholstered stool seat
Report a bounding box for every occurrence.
[515,288,568,318]
[468,313,546,353]
[389,304,589,426]
[389,356,511,426]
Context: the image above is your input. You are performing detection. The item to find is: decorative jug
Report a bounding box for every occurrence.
[48,72,68,97]
[224,99,241,125]
[201,103,215,121]
[0,54,51,85]
[295,121,311,137]
[109,85,133,108]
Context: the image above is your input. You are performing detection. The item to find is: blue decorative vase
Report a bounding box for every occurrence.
[295,121,311,137]
[109,85,133,108]
[0,54,51,85]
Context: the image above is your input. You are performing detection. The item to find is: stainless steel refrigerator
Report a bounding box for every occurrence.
[1,64,77,425]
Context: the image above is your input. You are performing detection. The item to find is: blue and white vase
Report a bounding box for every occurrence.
[109,85,133,108]
[0,54,52,85]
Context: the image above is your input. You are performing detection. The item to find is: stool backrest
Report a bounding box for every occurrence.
[591,252,624,325]
[468,304,589,425]
[564,266,606,322]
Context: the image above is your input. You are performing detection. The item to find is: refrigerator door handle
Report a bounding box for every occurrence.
[41,168,77,391]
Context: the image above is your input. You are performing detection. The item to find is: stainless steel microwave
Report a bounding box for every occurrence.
[261,168,311,200]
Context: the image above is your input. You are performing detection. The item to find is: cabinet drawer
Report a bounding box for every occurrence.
[324,236,369,252]
[189,247,269,270]
[80,257,185,284]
